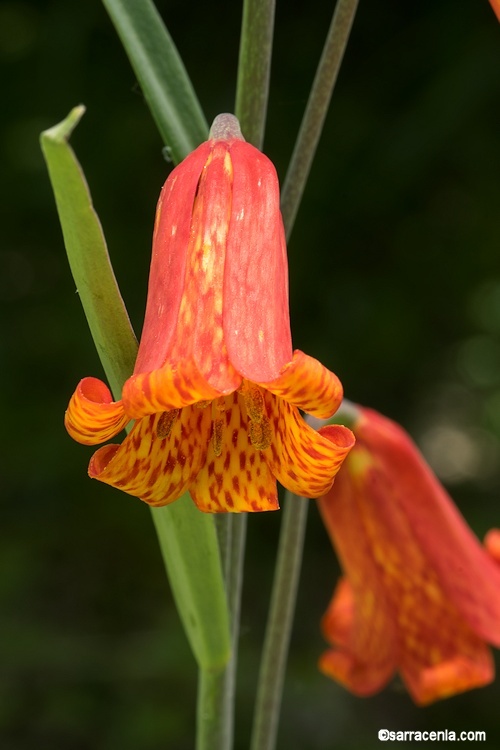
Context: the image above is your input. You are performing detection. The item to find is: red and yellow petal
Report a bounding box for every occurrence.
[319,578,396,697]
[357,409,500,647]
[65,377,130,445]
[88,404,212,507]
[319,578,494,705]
[319,447,497,705]
[132,142,212,375]
[189,391,278,512]
[262,393,354,498]
[223,141,293,383]
[122,360,229,419]
[319,478,398,697]
[168,143,243,393]
[259,350,343,419]
[405,648,494,706]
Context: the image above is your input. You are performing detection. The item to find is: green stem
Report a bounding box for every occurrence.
[249,7,361,732]
[280,0,359,236]
[197,0,360,743]
[197,667,230,750]
[249,492,309,750]
[215,515,234,585]
[195,6,278,747]
[246,4,359,748]
[196,515,247,750]
[224,516,247,743]
[235,0,276,148]
[226,515,248,644]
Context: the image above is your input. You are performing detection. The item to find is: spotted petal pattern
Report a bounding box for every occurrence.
[189,391,278,512]
[260,349,343,419]
[89,405,212,507]
[263,393,355,498]
[319,577,395,696]
[123,360,224,419]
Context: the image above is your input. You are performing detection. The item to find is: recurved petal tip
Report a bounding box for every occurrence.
[261,350,344,419]
[318,649,391,698]
[65,377,129,445]
[264,397,354,498]
[408,651,495,706]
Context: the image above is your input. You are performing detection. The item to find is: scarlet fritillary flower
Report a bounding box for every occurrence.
[65,114,354,513]
[318,405,500,704]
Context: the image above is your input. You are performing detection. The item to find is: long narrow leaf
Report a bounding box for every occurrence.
[102,0,208,162]
[40,107,230,671]
[154,496,231,671]
[40,104,137,397]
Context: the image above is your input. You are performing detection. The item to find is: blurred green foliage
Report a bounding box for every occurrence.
[1,0,500,747]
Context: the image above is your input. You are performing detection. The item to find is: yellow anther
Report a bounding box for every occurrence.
[243,384,265,423]
[213,418,224,457]
[195,400,212,409]
[249,415,272,450]
[214,396,227,412]
[157,409,179,439]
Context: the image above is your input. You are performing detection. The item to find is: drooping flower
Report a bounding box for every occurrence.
[317,405,500,705]
[65,114,354,513]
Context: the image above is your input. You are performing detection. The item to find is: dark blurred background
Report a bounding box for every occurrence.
[2,0,500,747]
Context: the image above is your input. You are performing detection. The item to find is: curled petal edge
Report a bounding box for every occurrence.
[65,377,129,445]
[403,650,495,706]
[259,350,343,419]
[264,396,355,498]
[123,360,236,418]
[318,577,396,697]
[319,641,495,706]
[319,649,393,698]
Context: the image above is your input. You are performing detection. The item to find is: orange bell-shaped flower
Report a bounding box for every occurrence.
[318,405,500,704]
[65,114,354,512]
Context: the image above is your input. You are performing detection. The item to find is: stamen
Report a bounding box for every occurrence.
[195,400,212,409]
[214,396,227,412]
[213,418,224,456]
[249,416,272,450]
[157,409,180,438]
[243,384,265,423]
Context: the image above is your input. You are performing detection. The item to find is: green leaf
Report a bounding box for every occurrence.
[153,497,231,671]
[102,0,209,163]
[40,104,137,398]
[40,107,230,672]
